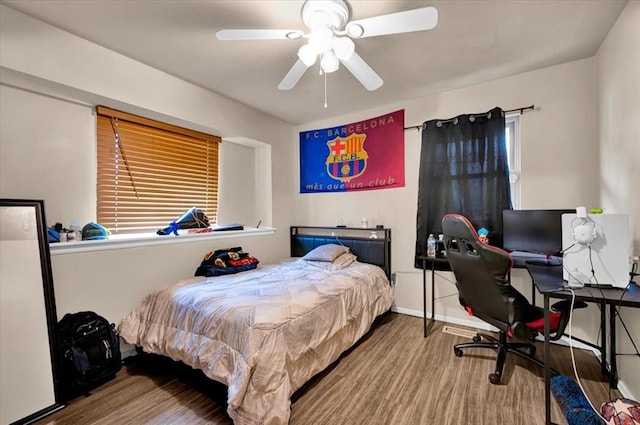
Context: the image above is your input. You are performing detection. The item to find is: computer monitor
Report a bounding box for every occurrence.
[502,209,574,265]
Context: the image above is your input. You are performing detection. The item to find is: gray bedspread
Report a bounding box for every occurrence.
[118,257,393,424]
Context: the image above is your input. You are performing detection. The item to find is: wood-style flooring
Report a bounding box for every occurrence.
[36,313,619,425]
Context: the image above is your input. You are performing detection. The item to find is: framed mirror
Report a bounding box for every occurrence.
[0,199,64,424]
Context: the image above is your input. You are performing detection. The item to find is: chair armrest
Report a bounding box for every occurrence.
[507,296,516,324]
[507,296,538,340]
[549,300,588,341]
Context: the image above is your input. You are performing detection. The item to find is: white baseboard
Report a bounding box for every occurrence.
[119,339,137,359]
[390,306,421,317]
[532,334,598,353]
[390,306,497,332]
[616,380,637,401]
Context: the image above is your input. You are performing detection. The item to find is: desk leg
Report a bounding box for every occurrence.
[428,261,436,336]
[422,259,436,338]
[544,294,552,425]
[610,304,618,388]
[423,259,427,338]
[530,272,536,306]
[601,301,607,375]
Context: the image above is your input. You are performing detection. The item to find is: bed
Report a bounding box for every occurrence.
[117,226,393,425]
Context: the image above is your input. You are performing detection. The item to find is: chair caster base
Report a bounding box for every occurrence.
[489,373,502,385]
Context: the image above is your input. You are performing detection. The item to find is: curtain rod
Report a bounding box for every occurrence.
[404,105,535,131]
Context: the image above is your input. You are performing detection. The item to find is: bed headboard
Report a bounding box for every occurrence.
[290,226,391,280]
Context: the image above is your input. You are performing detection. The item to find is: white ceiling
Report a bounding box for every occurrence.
[1,0,628,126]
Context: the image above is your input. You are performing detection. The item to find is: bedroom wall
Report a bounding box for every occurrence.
[595,1,639,401]
[0,5,296,323]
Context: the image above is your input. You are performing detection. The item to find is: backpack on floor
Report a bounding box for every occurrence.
[58,311,122,399]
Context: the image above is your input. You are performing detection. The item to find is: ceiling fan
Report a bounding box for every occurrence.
[216,0,438,91]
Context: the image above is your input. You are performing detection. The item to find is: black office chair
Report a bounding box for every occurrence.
[441,213,586,384]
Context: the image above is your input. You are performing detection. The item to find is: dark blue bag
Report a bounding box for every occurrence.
[58,311,121,400]
[194,247,259,277]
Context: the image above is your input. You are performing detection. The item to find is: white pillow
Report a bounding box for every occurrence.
[330,252,357,269]
[301,244,349,262]
[301,252,357,271]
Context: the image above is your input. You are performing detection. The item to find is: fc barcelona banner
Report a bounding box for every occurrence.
[300,110,405,193]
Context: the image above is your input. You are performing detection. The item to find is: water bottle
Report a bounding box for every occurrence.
[427,233,436,258]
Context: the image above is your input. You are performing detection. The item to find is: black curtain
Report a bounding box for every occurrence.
[414,107,512,268]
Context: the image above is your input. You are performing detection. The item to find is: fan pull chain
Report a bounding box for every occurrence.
[324,70,328,108]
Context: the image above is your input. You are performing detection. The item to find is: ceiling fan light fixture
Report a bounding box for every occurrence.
[309,27,334,53]
[332,36,354,60]
[298,44,317,67]
[321,50,339,73]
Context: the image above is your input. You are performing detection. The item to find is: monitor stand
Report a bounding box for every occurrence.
[526,255,561,266]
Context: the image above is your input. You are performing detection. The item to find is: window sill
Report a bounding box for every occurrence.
[49,227,276,255]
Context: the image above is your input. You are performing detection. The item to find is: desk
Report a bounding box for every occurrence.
[526,264,640,425]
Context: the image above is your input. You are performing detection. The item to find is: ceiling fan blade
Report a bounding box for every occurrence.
[278,59,310,90]
[340,52,383,91]
[216,29,303,41]
[346,6,438,38]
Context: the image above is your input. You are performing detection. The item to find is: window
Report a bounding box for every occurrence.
[505,114,521,208]
[96,106,221,234]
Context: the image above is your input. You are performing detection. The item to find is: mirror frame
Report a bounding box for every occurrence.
[0,199,64,423]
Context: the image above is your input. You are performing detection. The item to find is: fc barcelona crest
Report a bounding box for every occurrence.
[299,109,405,193]
[326,134,368,183]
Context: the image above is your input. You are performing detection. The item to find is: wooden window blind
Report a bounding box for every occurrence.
[96,106,220,234]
